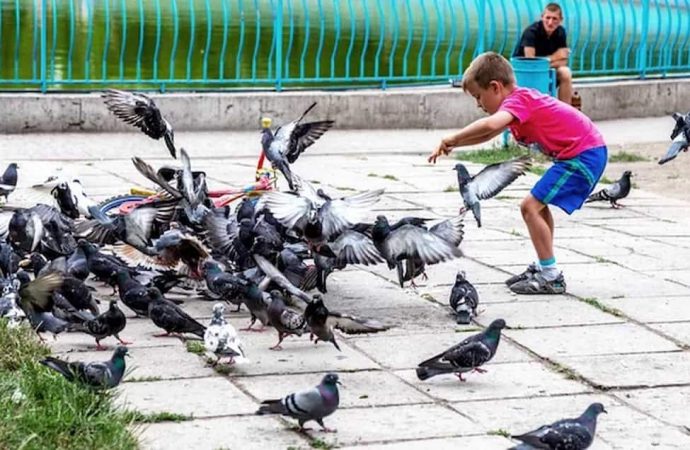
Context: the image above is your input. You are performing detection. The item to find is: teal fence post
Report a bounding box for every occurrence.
[475,0,486,56]
[40,0,47,92]
[275,0,283,91]
[638,0,650,78]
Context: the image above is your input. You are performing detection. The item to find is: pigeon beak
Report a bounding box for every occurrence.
[125,354,132,358]
[602,408,608,414]
[336,380,343,386]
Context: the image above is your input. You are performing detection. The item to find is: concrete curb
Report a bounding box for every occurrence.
[1,78,688,133]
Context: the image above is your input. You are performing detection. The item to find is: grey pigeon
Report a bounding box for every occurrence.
[204,303,248,364]
[0,163,18,201]
[416,318,505,381]
[510,402,607,450]
[266,290,307,350]
[454,155,532,227]
[585,170,632,208]
[304,294,390,351]
[659,111,690,164]
[261,103,334,190]
[449,271,479,324]
[69,300,130,350]
[41,346,129,389]
[102,89,176,159]
[256,372,340,432]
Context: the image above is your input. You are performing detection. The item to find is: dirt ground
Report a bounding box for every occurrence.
[602,141,690,203]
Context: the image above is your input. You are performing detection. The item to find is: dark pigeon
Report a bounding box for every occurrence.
[256,372,340,432]
[454,155,532,227]
[416,318,505,381]
[449,271,479,324]
[585,170,632,208]
[659,111,690,164]
[41,346,129,389]
[0,163,18,201]
[510,403,607,450]
[69,300,130,350]
[147,287,206,338]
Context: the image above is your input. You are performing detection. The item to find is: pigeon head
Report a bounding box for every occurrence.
[455,271,467,283]
[487,319,507,331]
[584,402,607,417]
[77,239,97,255]
[453,163,472,185]
[321,373,341,386]
[311,294,324,305]
[622,170,633,179]
[109,300,119,310]
[112,346,130,360]
[212,302,225,317]
[260,128,274,150]
[202,260,222,275]
[51,183,80,219]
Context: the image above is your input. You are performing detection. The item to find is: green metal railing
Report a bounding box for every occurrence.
[0,0,689,92]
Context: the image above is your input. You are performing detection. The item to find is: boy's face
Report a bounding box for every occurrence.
[541,9,562,35]
[465,80,504,115]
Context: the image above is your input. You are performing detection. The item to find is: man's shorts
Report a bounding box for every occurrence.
[531,146,608,214]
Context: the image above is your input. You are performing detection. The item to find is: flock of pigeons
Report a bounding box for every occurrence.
[2,91,683,449]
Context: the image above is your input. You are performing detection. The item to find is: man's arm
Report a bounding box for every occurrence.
[428,112,514,163]
[549,47,570,68]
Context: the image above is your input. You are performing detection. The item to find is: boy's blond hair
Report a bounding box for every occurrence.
[461,52,516,90]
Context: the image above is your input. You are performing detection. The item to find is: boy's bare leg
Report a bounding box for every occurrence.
[520,195,554,261]
[556,66,573,104]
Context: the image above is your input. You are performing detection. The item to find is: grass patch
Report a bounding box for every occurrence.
[185,340,206,355]
[444,185,459,192]
[127,376,162,383]
[550,361,581,381]
[310,438,335,449]
[509,229,523,237]
[455,144,528,165]
[419,293,437,302]
[598,175,614,185]
[608,151,648,163]
[334,186,356,191]
[487,429,511,438]
[309,180,321,184]
[528,165,547,176]
[593,255,612,264]
[580,297,625,318]
[0,321,138,450]
[125,411,192,423]
[367,173,399,181]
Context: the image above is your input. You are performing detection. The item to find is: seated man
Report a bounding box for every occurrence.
[513,2,573,105]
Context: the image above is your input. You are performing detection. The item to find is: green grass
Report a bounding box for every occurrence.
[608,151,648,163]
[455,144,528,165]
[185,340,206,355]
[367,173,399,181]
[487,429,511,438]
[580,297,625,318]
[550,361,581,381]
[310,438,335,449]
[444,185,459,192]
[598,175,614,185]
[0,321,139,450]
[127,376,162,383]
[125,411,192,423]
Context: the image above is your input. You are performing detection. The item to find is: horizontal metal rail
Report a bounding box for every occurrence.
[0,0,687,92]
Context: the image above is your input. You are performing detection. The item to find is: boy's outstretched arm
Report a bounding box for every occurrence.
[428,111,514,163]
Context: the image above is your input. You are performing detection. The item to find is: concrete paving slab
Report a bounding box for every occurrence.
[559,352,690,388]
[506,324,680,358]
[396,361,590,402]
[646,322,690,346]
[233,370,432,409]
[339,435,514,450]
[118,376,257,417]
[351,331,533,370]
[598,296,690,323]
[615,386,690,429]
[139,415,308,450]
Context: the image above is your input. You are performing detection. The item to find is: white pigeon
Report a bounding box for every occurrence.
[204,303,248,365]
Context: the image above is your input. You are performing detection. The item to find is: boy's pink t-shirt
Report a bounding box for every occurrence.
[498,87,605,160]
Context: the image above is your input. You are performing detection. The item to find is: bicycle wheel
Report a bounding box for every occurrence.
[97,194,147,215]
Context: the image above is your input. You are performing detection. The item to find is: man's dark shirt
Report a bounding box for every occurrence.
[513,20,567,57]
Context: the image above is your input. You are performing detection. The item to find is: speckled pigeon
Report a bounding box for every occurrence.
[416,318,505,381]
[41,346,129,389]
[454,155,532,227]
[449,271,479,324]
[204,303,247,364]
[585,170,632,208]
[256,372,341,432]
[266,290,307,350]
[510,403,607,449]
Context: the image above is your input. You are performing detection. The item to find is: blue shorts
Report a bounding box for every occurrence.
[532,146,608,214]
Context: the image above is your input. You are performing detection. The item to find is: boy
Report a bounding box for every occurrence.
[428,52,606,294]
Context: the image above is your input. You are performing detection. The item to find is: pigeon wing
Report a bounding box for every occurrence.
[102,89,166,139]
[254,255,312,303]
[329,230,384,266]
[319,189,384,239]
[286,120,335,163]
[469,155,531,200]
[326,311,390,334]
[258,191,313,231]
[383,225,462,265]
[429,214,465,247]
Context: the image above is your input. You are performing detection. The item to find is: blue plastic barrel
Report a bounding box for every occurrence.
[510,57,556,96]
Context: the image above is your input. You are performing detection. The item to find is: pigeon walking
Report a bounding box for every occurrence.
[69,300,130,350]
[510,403,607,450]
[266,290,307,350]
[585,170,632,208]
[204,303,247,365]
[102,89,176,159]
[147,287,206,338]
[40,346,129,389]
[256,373,341,432]
[454,155,532,227]
[416,318,505,381]
[0,163,18,202]
[658,111,690,165]
[449,271,479,324]
[261,103,334,190]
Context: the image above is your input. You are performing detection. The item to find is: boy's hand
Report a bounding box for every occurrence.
[428,139,452,164]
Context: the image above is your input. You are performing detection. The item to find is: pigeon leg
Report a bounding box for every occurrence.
[115,334,133,345]
[224,356,236,365]
[316,419,337,433]
[94,340,108,351]
[269,332,285,351]
[234,304,242,313]
[153,331,172,338]
[472,367,488,374]
[241,317,259,332]
[455,372,467,382]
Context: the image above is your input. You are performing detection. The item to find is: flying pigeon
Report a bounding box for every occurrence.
[449,271,479,324]
[304,294,390,351]
[102,89,176,159]
[585,170,632,209]
[0,163,18,202]
[40,346,129,389]
[658,111,690,165]
[416,318,505,381]
[510,402,607,450]
[204,303,247,365]
[454,155,532,227]
[261,103,334,190]
[256,372,341,432]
